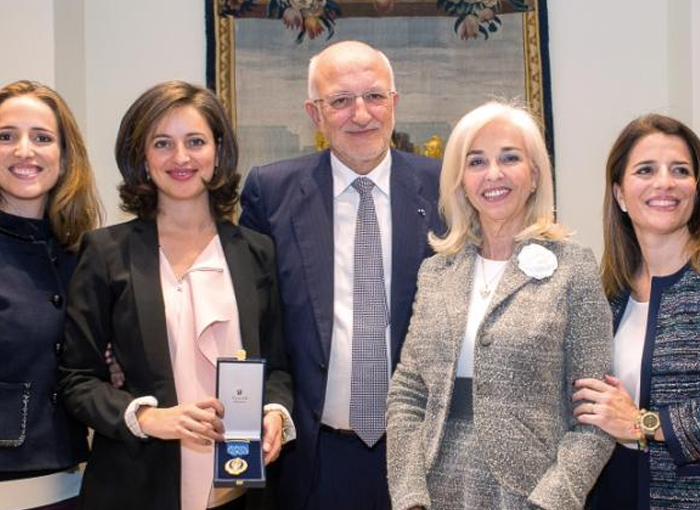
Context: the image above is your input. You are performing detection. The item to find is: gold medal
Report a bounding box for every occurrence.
[225,457,248,476]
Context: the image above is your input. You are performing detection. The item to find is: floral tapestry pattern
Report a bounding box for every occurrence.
[221,0,532,42]
[206,0,553,187]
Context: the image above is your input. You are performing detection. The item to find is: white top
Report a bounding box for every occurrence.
[613,297,648,449]
[456,255,508,378]
[0,469,82,510]
[322,151,392,429]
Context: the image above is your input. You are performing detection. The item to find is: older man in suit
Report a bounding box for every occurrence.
[240,40,442,510]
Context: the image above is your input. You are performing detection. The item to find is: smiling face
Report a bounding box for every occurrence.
[144,105,217,212]
[462,118,538,239]
[0,95,61,218]
[305,43,397,175]
[614,132,697,242]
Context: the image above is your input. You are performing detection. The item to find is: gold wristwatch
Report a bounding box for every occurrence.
[638,409,661,441]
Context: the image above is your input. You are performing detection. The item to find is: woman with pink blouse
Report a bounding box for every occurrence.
[59,81,293,510]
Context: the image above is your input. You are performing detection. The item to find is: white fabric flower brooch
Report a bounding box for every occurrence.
[517,243,558,279]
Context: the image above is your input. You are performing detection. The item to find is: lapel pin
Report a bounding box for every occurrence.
[417,208,426,217]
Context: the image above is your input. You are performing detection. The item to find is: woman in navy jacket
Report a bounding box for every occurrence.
[0,81,101,509]
[574,114,700,509]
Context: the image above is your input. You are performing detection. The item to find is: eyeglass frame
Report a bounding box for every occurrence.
[311,90,397,111]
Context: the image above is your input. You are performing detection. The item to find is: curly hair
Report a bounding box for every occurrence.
[116,81,239,220]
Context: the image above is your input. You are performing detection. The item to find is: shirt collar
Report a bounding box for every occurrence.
[331,150,392,199]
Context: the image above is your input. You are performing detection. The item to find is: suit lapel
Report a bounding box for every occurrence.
[483,248,531,321]
[291,152,334,362]
[128,220,178,405]
[443,246,477,359]
[443,244,531,354]
[219,222,260,357]
[390,151,433,366]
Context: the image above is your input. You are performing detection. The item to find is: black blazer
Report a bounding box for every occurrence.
[59,218,292,510]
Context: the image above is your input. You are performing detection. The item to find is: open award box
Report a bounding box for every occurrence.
[214,352,266,487]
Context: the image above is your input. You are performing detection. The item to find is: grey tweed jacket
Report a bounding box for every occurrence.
[387,240,615,510]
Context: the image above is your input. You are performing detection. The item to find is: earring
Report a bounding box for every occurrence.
[619,203,627,213]
[144,162,151,181]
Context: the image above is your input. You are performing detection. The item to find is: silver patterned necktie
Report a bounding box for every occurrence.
[349,177,390,448]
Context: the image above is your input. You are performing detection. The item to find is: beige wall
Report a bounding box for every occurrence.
[0,0,55,85]
[548,0,700,256]
[1,0,699,256]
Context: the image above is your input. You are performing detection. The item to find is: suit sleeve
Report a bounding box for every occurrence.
[240,168,292,411]
[240,166,271,235]
[386,260,435,510]
[58,233,145,453]
[528,247,615,510]
[259,239,293,413]
[659,375,700,465]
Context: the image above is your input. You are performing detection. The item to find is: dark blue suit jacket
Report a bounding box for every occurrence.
[240,149,442,509]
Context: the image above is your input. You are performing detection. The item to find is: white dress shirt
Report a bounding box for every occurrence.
[321,151,393,430]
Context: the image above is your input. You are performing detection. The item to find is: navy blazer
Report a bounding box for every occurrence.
[0,211,87,475]
[601,266,700,508]
[239,148,442,509]
[59,218,291,510]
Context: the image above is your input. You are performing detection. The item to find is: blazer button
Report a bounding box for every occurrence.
[318,363,327,373]
[312,409,321,421]
[50,391,59,404]
[54,342,63,356]
[50,294,64,308]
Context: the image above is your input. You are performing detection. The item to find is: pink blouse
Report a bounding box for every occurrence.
[160,235,243,510]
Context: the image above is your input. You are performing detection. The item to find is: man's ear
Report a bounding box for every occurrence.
[305,100,321,127]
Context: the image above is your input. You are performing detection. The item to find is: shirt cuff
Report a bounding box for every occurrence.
[264,404,296,443]
[124,396,159,438]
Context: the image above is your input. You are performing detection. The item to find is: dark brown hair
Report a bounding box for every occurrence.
[116,81,239,220]
[601,114,700,298]
[0,80,103,250]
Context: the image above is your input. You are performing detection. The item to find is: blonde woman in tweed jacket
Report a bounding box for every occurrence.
[386,102,615,510]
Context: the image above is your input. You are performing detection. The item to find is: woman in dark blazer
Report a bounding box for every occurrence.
[574,114,700,509]
[0,80,101,510]
[59,81,293,510]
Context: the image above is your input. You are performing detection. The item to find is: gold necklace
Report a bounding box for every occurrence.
[479,256,507,299]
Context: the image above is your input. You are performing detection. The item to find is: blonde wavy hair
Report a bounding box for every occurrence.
[429,101,568,256]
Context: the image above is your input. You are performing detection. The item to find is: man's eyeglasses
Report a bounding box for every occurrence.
[313,90,396,111]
